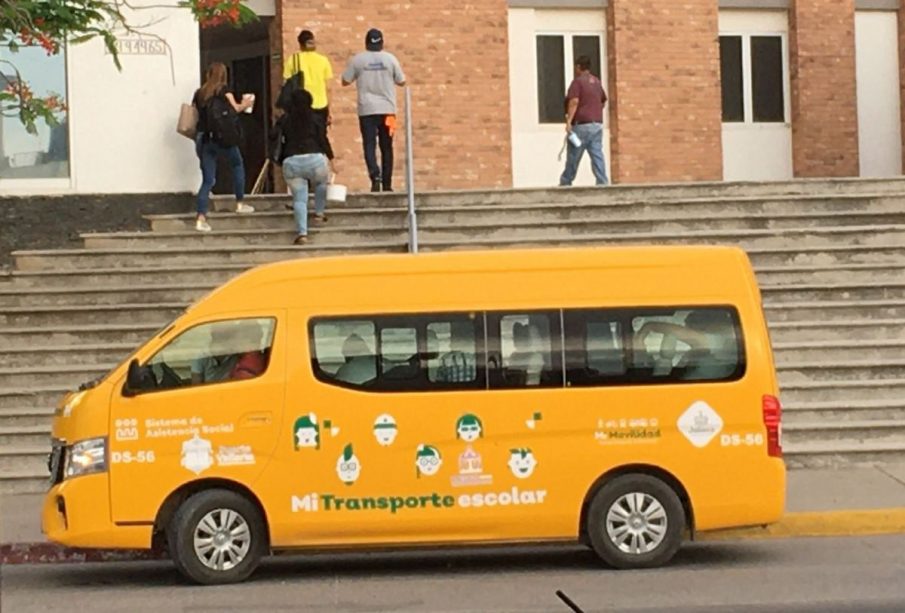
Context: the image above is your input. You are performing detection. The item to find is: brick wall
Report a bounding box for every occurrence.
[606,0,723,183]
[789,0,859,177]
[279,1,513,193]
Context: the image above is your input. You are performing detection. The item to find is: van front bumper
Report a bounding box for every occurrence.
[43,474,152,549]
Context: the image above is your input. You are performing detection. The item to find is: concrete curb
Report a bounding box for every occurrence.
[698,508,905,541]
[3,508,905,565]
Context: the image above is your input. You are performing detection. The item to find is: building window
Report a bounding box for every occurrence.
[536,33,604,124]
[0,45,70,180]
[720,36,744,122]
[719,34,786,124]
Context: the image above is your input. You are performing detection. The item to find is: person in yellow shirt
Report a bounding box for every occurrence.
[283,30,333,125]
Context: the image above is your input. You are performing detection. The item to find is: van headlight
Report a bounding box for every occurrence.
[64,437,108,479]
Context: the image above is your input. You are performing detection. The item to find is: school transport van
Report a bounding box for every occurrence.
[44,246,785,584]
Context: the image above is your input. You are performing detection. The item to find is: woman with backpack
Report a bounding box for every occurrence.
[192,62,255,232]
[278,88,334,245]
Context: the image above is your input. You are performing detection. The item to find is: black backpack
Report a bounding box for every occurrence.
[205,94,241,147]
[276,54,305,110]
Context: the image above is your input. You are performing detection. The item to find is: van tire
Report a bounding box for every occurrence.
[167,489,267,585]
[586,474,685,570]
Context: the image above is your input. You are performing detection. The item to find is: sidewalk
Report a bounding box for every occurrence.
[3,464,905,563]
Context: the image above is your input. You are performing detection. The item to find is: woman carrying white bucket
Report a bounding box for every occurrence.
[278,89,336,245]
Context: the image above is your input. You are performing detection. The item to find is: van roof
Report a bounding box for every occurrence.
[190,245,753,315]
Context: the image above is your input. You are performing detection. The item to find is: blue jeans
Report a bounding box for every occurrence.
[560,122,608,186]
[283,153,329,236]
[196,136,245,216]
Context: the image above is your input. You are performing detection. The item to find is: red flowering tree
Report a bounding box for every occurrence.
[1,0,255,134]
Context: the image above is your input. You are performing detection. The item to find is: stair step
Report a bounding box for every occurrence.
[761,282,905,302]
[0,470,50,494]
[0,444,51,475]
[0,284,213,308]
[0,364,116,390]
[764,300,905,322]
[780,378,905,404]
[784,438,905,468]
[756,263,905,285]
[773,340,905,363]
[9,265,252,288]
[0,324,160,347]
[0,387,69,411]
[783,400,905,422]
[767,319,905,343]
[0,344,136,368]
[0,303,183,327]
[783,419,905,444]
[0,406,57,428]
[83,226,409,249]
[0,425,51,447]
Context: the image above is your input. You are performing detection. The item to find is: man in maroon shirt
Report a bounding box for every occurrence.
[560,55,609,186]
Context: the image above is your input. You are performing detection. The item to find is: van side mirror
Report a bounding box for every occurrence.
[124,359,153,397]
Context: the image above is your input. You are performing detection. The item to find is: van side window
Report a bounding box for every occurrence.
[564,311,626,386]
[310,313,484,391]
[427,321,478,384]
[139,318,276,393]
[312,320,378,386]
[488,312,563,389]
[631,308,744,382]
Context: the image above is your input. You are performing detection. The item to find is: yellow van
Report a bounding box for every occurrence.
[43,245,785,584]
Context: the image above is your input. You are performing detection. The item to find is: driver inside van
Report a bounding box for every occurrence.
[191,321,266,385]
[635,310,738,379]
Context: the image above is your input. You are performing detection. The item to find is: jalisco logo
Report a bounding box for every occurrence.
[291,487,548,514]
[677,401,724,448]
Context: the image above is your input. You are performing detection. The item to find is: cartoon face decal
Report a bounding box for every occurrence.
[508,448,537,479]
[294,413,320,450]
[456,413,483,443]
[336,444,361,485]
[415,444,442,477]
[373,413,398,447]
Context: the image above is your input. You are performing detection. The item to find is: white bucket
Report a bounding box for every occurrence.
[326,181,347,203]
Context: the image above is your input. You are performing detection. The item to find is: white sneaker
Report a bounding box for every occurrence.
[236,202,255,214]
[195,218,212,232]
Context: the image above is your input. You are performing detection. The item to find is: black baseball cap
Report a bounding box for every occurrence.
[298,30,316,49]
[365,28,383,51]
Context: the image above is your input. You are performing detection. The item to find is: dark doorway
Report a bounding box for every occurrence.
[200,18,274,196]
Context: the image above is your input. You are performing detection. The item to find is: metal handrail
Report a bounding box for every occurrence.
[404,86,418,253]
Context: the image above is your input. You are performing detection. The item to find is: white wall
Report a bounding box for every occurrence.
[3,1,200,195]
[720,10,793,182]
[508,8,610,188]
[855,11,903,177]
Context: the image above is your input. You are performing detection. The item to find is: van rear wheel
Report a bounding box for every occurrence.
[586,474,685,569]
[167,489,266,584]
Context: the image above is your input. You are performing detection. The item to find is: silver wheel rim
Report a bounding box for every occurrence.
[193,508,252,571]
[605,492,668,555]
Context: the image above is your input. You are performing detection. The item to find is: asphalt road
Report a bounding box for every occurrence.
[2,535,905,612]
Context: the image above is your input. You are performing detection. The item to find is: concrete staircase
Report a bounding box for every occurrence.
[2,178,905,492]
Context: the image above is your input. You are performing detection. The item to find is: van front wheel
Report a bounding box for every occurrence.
[167,489,267,584]
[586,474,685,570]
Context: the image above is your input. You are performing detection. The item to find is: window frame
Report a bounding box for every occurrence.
[719,31,790,125]
[126,316,278,396]
[534,30,607,126]
[309,312,486,393]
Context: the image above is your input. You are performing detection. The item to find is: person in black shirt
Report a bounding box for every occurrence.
[192,62,255,232]
[280,89,334,245]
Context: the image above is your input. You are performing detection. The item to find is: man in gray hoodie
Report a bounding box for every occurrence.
[342,28,407,192]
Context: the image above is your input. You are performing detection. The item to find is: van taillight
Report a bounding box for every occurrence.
[763,394,782,458]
